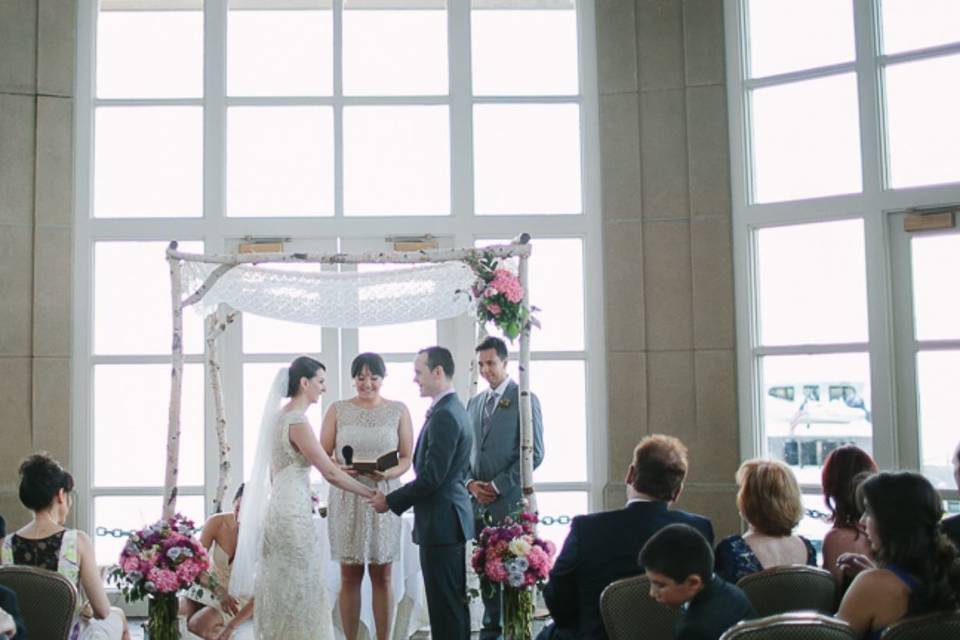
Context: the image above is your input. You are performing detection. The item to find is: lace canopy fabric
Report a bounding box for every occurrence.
[182,260,477,327]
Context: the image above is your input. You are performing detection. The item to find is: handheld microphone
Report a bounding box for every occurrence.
[342,445,354,466]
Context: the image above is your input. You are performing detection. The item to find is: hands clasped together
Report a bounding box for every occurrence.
[467,480,498,505]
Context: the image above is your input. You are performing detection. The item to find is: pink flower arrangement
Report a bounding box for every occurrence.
[467,253,539,341]
[109,513,211,602]
[471,511,555,591]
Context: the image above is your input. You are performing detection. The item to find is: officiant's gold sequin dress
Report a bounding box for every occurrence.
[328,400,403,565]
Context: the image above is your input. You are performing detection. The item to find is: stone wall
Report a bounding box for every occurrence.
[597,0,741,537]
[0,0,76,530]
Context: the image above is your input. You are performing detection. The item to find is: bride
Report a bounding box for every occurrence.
[231,356,376,639]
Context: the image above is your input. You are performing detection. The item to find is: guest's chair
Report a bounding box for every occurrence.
[0,565,77,640]
[880,610,960,640]
[600,574,679,640]
[720,612,856,640]
[737,565,836,617]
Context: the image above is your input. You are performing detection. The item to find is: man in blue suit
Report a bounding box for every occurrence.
[467,336,544,639]
[537,435,714,640]
[369,346,475,640]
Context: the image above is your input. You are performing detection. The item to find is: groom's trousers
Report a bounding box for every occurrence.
[419,541,470,639]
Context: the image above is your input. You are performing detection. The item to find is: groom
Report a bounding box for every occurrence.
[369,346,475,639]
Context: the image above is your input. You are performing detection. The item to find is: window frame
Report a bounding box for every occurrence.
[725,0,960,500]
[72,0,606,539]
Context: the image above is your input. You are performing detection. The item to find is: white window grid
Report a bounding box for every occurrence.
[72,0,607,535]
[724,0,960,495]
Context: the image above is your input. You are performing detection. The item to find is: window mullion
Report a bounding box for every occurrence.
[205,0,228,228]
[333,0,344,219]
[448,0,474,222]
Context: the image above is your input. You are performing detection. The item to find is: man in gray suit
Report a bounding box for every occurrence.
[369,346,475,640]
[467,336,545,640]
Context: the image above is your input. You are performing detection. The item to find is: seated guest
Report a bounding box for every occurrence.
[0,586,26,639]
[537,435,714,640]
[0,515,5,538]
[836,471,960,639]
[641,524,755,640]
[821,446,877,585]
[942,441,960,548]
[180,484,253,640]
[715,459,816,584]
[0,454,130,640]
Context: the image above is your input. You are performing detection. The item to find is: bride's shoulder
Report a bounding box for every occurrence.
[280,410,309,425]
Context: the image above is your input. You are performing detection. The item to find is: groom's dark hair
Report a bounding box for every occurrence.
[419,346,455,379]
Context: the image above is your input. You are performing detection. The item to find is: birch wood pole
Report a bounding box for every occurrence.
[206,308,236,513]
[164,241,185,519]
[167,243,530,266]
[469,322,489,400]
[517,241,536,514]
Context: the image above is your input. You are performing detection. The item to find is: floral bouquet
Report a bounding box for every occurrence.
[471,510,556,639]
[467,252,539,341]
[109,513,211,640]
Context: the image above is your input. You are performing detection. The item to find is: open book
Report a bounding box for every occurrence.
[352,449,400,474]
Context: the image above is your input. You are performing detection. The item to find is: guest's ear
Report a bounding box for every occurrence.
[670,481,685,503]
[683,574,704,593]
[624,464,636,486]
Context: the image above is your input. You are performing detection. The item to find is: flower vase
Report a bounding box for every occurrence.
[502,585,535,640]
[145,593,180,640]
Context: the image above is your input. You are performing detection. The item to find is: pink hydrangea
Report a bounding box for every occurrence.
[176,560,200,585]
[486,303,502,316]
[485,558,508,583]
[120,555,139,573]
[526,545,552,578]
[148,567,179,593]
[490,269,524,304]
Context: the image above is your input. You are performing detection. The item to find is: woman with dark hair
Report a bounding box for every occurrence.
[180,483,252,639]
[836,471,960,639]
[821,445,877,584]
[321,352,413,640]
[714,459,817,584]
[230,355,376,640]
[0,453,130,640]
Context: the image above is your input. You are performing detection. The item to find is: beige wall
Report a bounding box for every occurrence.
[0,0,741,536]
[0,0,76,530]
[597,0,741,537]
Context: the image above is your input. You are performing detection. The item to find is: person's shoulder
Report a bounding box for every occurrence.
[73,528,94,551]
[715,533,743,550]
[851,566,909,595]
[283,410,309,424]
[205,511,232,529]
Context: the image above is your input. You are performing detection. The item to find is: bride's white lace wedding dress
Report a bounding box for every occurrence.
[254,410,333,639]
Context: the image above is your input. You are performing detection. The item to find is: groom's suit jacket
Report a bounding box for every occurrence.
[466,380,544,524]
[386,392,475,546]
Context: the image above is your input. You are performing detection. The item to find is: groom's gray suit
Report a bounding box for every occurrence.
[386,391,475,639]
[467,379,544,639]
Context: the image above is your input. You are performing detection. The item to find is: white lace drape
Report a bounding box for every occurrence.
[182,260,476,327]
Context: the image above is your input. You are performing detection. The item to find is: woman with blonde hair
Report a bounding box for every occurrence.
[715,458,816,583]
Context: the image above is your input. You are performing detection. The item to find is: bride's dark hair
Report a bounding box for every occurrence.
[286,355,325,398]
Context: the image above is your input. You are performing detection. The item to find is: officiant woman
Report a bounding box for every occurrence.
[321,352,414,640]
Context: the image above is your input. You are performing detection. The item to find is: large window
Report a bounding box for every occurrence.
[727,0,960,537]
[75,0,603,562]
